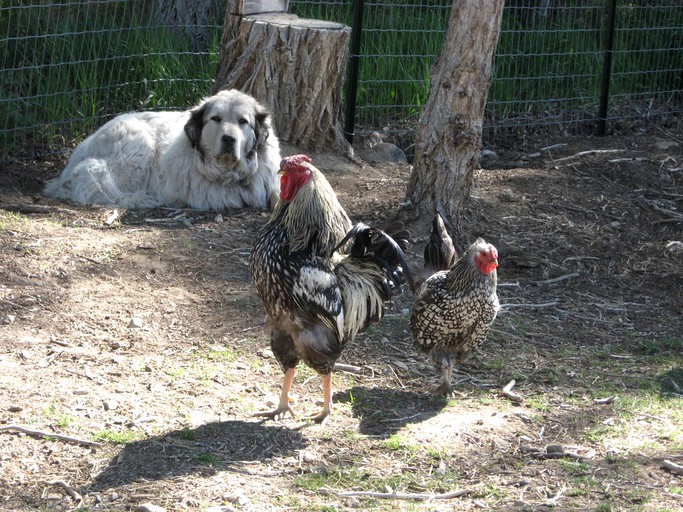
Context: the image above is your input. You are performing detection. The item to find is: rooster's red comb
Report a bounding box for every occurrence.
[280,154,312,172]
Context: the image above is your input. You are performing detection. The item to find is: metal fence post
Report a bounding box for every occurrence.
[598,0,618,136]
[344,0,365,144]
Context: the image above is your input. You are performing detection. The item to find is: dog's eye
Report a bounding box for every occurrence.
[210,115,221,123]
[238,118,249,126]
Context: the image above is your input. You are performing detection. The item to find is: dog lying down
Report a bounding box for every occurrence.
[44,89,281,210]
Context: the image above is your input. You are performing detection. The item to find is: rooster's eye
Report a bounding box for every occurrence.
[210,115,221,122]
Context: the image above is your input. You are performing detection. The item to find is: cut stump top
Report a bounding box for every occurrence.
[248,12,348,31]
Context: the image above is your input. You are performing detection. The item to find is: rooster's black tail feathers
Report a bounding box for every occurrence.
[335,223,415,295]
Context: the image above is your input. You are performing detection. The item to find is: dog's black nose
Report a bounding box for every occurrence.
[221,134,236,148]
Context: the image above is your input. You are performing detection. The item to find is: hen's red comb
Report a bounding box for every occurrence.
[280,154,312,171]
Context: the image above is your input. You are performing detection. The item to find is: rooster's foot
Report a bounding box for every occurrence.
[254,404,297,422]
[306,408,331,425]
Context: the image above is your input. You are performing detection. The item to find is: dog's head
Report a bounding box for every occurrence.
[184,90,272,181]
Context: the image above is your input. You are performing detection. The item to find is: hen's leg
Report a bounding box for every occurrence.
[430,349,455,396]
[309,373,333,424]
[435,362,454,396]
[256,367,297,421]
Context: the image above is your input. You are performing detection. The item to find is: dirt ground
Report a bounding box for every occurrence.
[1,129,682,512]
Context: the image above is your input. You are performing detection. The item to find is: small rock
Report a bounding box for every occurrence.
[654,140,678,151]
[610,221,621,229]
[135,504,167,512]
[392,360,409,371]
[481,148,498,159]
[360,142,408,164]
[103,399,119,411]
[110,340,129,350]
[301,451,317,463]
[224,490,249,506]
[205,506,237,512]
[129,317,144,328]
[3,314,16,325]
[499,189,519,202]
[214,213,224,223]
[546,444,564,454]
[665,240,683,255]
[400,308,410,316]
[344,496,362,508]
[257,348,273,359]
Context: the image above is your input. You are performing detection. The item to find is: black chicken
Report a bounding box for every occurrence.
[249,155,413,423]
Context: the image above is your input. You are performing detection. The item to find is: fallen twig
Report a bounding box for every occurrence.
[532,451,589,462]
[0,203,79,215]
[46,480,83,505]
[662,459,683,475]
[498,281,521,288]
[499,379,524,403]
[336,489,471,501]
[380,413,422,423]
[593,396,617,404]
[0,424,101,448]
[334,363,363,374]
[500,301,559,310]
[534,273,580,286]
[525,143,569,158]
[608,157,654,164]
[552,149,625,163]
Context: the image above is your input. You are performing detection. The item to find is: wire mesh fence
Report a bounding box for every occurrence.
[1,0,681,164]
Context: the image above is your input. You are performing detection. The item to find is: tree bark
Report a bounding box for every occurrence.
[214,5,352,154]
[152,0,222,52]
[404,0,505,242]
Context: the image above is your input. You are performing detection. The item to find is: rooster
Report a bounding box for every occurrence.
[249,155,413,423]
[411,216,499,396]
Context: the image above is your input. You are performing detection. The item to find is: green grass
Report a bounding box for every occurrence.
[94,429,136,444]
[2,1,681,160]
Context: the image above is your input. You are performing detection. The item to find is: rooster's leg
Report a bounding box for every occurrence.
[256,367,297,421]
[308,372,333,425]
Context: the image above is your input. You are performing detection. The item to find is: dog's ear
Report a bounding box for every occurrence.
[184,103,207,156]
[253,108,271,149]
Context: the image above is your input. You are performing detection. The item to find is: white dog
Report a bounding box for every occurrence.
[44,89,281,210]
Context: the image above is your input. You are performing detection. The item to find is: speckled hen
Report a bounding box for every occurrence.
[249,155,413,424]
[411,230,499,396]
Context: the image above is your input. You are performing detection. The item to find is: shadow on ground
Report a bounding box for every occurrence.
[335,385,448,437]
[85,420,308,494]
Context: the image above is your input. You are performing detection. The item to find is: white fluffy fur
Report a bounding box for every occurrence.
[44,89,281,210]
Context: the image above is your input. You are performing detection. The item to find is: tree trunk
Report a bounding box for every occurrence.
[214,4,352,154]
[404,0,505,243]
[152,0,222,51]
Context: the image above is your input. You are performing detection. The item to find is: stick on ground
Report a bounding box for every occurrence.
[336,489,471,501]
[0,424,101,448]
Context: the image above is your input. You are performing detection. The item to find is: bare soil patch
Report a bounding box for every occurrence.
[1,131,681,512]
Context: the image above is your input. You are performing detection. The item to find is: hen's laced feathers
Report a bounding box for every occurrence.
[270,164,351,255]
[411,237,499,356]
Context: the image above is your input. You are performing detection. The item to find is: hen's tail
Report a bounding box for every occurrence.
[421,213,457,283]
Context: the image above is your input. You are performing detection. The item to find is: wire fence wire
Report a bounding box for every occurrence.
[1,0,681,164]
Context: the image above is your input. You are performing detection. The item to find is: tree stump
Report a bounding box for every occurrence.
[214,9,352,154]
